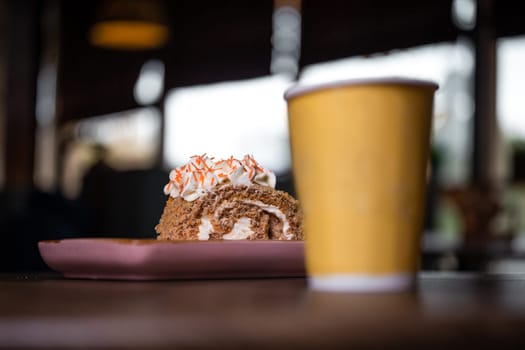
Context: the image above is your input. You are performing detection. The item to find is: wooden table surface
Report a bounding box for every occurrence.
[1,272,525,349]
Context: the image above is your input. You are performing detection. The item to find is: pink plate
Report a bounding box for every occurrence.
[38,239,305,280]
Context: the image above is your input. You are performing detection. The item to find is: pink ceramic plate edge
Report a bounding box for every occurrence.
[38,238,305,280]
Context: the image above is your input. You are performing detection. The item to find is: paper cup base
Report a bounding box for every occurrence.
[308,273,414,292]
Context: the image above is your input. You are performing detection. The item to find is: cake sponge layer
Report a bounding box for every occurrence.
[155,184,303,241]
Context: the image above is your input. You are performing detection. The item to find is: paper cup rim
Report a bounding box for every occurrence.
[284,77,439,101]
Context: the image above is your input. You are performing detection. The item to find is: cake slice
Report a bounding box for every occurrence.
[155,154,303,241]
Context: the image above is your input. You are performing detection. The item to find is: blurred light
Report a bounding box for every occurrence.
[134,59,165,105]
[35,64,56,126]
[497,36,525,138]
[451,0,476,30]
[89,0,169,50]
[300,43,453,86]
[272,31,300,53]
[271,54,298,76]
[452,90,474,122]
[36,64,56,126]
[75,107,160,148]
[452,37,475,74]
[164,75,292,174]
[274,5,301,29]
[272,7,300,52]
[90,21,168,50]
[271,6,301,76]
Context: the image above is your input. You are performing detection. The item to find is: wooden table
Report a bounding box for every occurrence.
[1,272,525,349]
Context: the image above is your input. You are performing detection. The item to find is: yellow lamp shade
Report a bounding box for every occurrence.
[89,20,168,50]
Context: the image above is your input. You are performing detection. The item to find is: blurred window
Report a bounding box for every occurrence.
[497,35,525,140]
[62,107,161,198]
[73,107,161,169]
[164,75,292,174]
[497,35,525,235]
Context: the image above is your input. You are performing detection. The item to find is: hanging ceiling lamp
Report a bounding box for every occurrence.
[89,0,169,50]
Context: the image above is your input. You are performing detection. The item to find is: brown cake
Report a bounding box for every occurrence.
[155,154,303,240]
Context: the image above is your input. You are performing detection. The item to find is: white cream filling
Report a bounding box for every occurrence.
[244,200,292,239]
[197,216,253,240]
[198,217,213,240]
[197,201,293,240]
[222,218,253,240]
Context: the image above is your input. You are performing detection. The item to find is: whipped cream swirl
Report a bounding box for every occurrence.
[163,154,276,201]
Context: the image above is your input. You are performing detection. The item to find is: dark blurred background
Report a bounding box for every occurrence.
[1,0,525,272]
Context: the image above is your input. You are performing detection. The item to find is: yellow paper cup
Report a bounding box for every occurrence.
[285,78,438,292]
